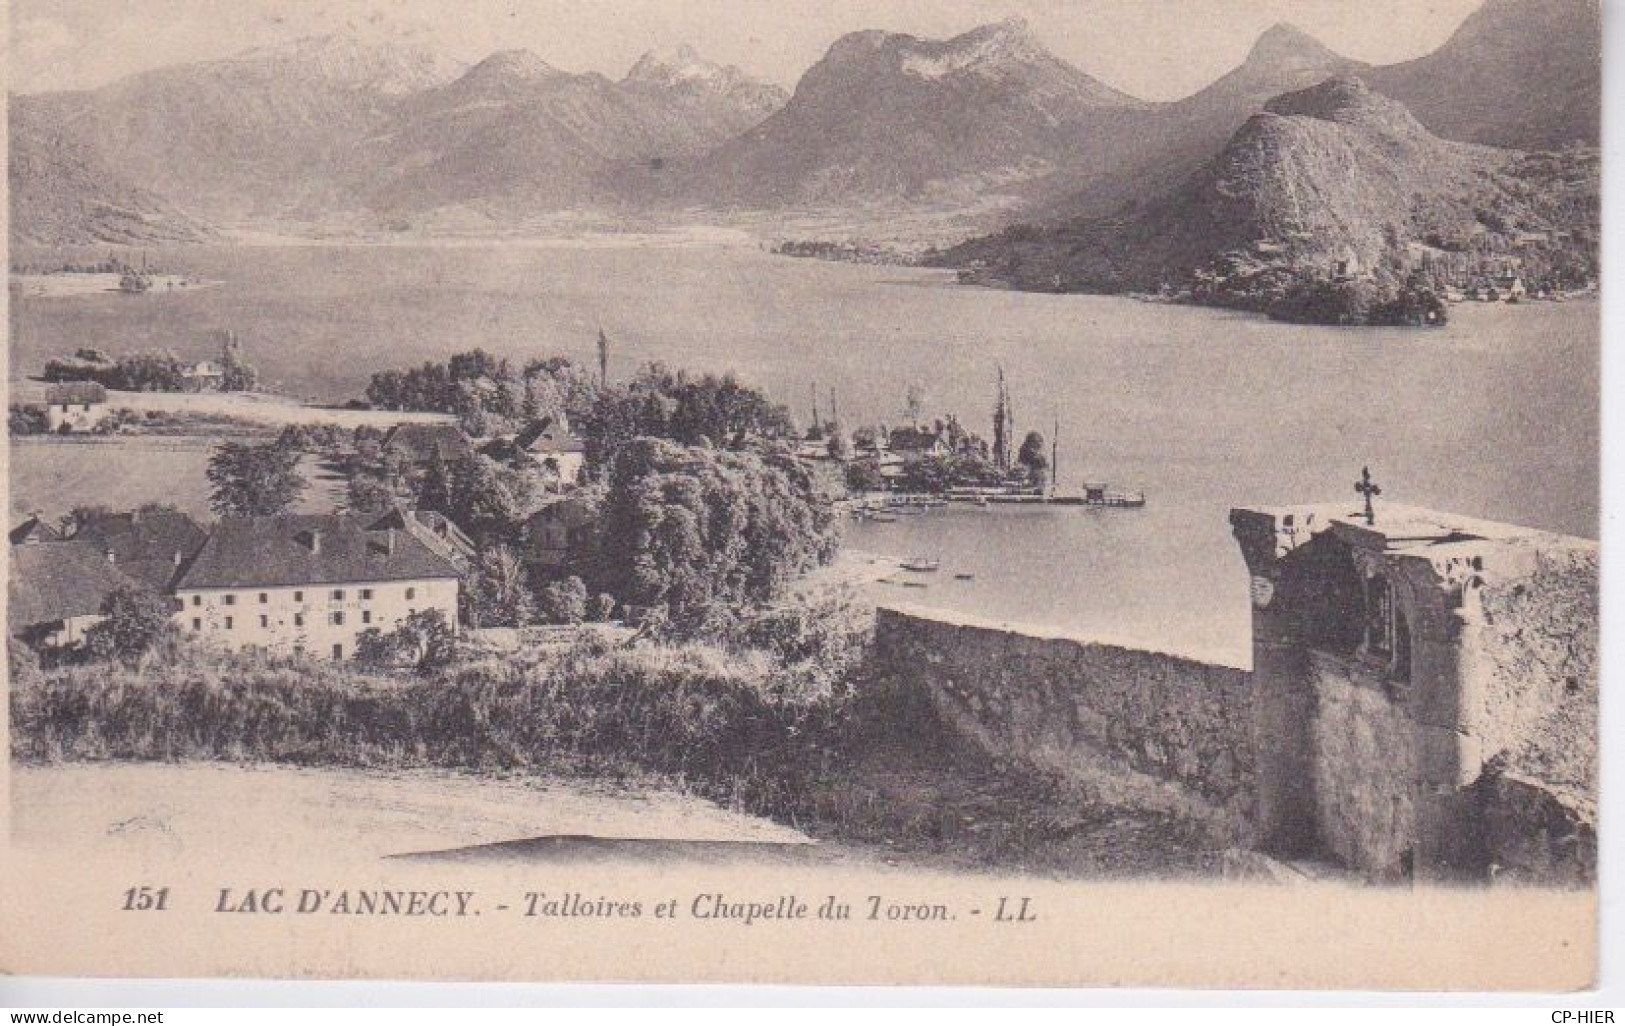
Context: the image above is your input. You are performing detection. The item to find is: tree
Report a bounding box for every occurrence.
[596,438,840,632]
[352,609,457,672]
[445,455,527,546]
[9,404,49,436]
[217,330,258,392]
[346,472,397,514]
[844,459,886,493]
[85,586,177,660]
[466,544,536,628]
[112,351,187,392]
[353,627,395,667]
[1017,430,1049,489]
[580,367,795,479]
[393,609,457,673]
[415,455,454,515]
[207,441,307,516]
[539,576,589,625]
[992,366,1013,471]
[826,423,852,460]
[904,383,925,428]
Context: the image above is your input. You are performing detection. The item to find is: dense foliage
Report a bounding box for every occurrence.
[364,349,595,438]
[360,349,795,479]
[594,438,840,632]
[84,586,179,661]
[207,440,307,516]
[11,590,875,822]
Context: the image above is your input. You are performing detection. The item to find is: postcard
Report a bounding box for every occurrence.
[1,0,1600,990]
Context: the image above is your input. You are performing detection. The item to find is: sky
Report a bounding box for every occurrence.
[10,0,1487,101]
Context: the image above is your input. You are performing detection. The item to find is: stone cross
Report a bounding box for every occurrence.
[1355,466,1382,525]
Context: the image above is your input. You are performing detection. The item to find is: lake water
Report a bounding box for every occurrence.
[10,240,1598,665]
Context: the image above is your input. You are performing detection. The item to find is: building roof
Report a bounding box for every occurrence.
[527,495,596,531]
[8,541,139,635]
[10,515,62,546]
[514,415,585,455]
[174,513,464,590]
[888,426,946,452]
[364,508,476,571]
[381,423,474,464]
[71,507,209,593]
[44,382,107,405]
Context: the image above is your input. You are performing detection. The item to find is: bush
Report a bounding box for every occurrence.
[10,589,878,821]
[85,586,179,662]
[539,576,588,625]
[8,404,49,436]
[596,438,840,633]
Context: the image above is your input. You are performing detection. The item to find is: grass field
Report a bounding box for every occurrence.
[9,381,454,430]
[10,436,344,521]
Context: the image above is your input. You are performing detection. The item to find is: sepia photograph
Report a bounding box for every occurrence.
[0,0,1604,994]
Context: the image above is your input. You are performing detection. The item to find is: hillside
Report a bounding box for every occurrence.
[945,78,1598,325]
[1367,0,1600,150]
[1009,0,1598,227]
[1040,23,1362,222]
[684,19,1148,207]
[8,112,216,245]
[11,35,465,222]
[347,47,787,216]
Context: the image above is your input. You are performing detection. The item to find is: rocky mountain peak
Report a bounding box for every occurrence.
[954,16,1038,51]
[460,49,562,86]
[622,44,788,117]
[1242,22,1346,76]
[901,18,1049,79]
[625,44,708,82]
[227,33,464,94]
[1263,75,1422,134]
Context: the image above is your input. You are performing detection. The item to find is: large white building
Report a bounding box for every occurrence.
[172,513,464,661]
[43,382,110,433]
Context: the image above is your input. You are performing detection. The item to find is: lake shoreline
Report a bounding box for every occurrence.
[9,241,1596,648]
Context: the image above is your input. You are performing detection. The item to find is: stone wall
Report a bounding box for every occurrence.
[1308,652,1416,877]
[1480,772,1597,887]
[1232,502,1598,885]
[871,502,1596,887]
[1474,545,1599,797]
[872,607,1255,835]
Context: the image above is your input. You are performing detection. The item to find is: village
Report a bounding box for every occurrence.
[7,329,1145,665]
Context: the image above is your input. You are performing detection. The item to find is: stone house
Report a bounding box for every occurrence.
[43,382,110,433]
[523,495,596,570]
[8,540,139,649]
[181,360,225,391]
[887,426,950,464]
[364,507,477,576]
[380,423,475,468]
[172,513,463,661]
[9,514,62,546]
[510,414,586,484]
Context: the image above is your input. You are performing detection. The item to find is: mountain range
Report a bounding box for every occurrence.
[7,0,1600,247]
[681,18,1147,207]
[945,76,1597,309]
